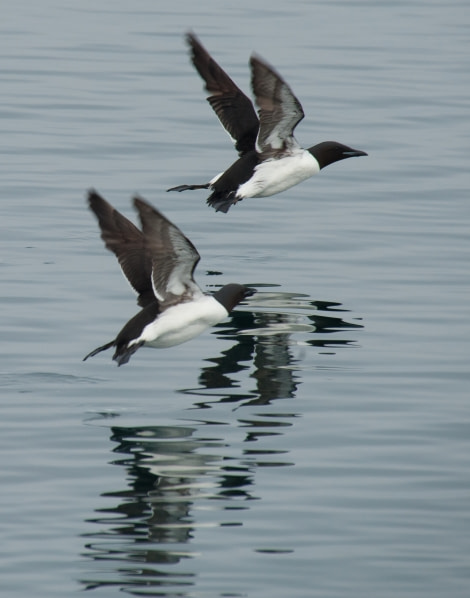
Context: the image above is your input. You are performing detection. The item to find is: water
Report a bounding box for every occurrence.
[1,1,469,596]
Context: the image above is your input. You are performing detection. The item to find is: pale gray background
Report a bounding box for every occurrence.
[1,1,469,596]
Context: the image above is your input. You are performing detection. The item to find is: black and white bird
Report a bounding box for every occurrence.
[167,32,367,213]
[83,190,252,366]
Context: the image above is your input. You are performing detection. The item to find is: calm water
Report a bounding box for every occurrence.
[1,1,470,597]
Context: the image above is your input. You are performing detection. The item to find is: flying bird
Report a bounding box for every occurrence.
[167,32,367,213]
[83,190,252,365]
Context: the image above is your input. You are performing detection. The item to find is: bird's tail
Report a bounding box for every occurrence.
[83,340,115,361]
[167,183,210,192]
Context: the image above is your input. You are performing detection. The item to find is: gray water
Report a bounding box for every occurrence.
[1,1,469,597]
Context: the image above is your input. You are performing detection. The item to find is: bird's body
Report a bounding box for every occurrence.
[167,32,367,213]
[83,191,251,365]
[133,294,228,349]
[234,149,320,199]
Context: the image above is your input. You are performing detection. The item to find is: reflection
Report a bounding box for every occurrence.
[79,288,363,595]
[183,288,363,406]
[80,419,294,595]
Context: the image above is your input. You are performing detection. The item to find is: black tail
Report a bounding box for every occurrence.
[167,183,210,192]
[83,340,115,361]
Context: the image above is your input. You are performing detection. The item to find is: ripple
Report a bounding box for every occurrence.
[177,287,363,405]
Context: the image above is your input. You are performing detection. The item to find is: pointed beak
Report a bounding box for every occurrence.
[343,148,368,157]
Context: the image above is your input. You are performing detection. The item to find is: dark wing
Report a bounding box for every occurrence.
[250,54,305,158]
[186,31,259,156]
[87,190,155,307]
[133,196,202,307]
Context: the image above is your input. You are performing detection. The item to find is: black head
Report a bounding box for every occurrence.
[213,284,255,313]
[308,141,367,170]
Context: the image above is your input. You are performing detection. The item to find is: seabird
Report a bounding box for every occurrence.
[167,32,367,213]
[83,190,252,366]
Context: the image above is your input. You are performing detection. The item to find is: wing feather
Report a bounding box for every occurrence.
[133,196,202,308]
[87,190,155,307]
[250,55,305,158]
[187,32,259,156]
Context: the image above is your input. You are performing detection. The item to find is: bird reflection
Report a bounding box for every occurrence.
[80,419,293,593]
[80,287,363,594]
[182,288,363,406]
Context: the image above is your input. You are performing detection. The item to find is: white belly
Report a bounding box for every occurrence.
[136,295,228,349]
[237,150,320,198]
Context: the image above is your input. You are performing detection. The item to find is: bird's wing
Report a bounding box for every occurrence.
[87,190,155,307]
[186,32,259,156]
[133,196,203,307]
[250,54,305,158]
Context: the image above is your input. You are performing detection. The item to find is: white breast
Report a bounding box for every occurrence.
[135,295,228,349]
[237,150,320,199]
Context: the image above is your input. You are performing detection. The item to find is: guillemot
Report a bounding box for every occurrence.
[83,190,252,366]
[167,32,367,213]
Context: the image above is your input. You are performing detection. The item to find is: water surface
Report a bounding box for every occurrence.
[1,1,470,597]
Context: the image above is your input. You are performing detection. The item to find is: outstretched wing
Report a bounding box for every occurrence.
[186,32,259,156]
[250,54,305,158]
[133,196,203,307]
[87,190,155,307]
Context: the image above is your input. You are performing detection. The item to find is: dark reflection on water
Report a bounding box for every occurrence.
[80,290,362,595]
[80,420,294,595]
[184,288,363,407]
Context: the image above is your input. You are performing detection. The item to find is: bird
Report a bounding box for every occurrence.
[83,190,253,366]
[167,32,367,213]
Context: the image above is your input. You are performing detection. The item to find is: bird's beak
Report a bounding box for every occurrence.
[343,148,368,157]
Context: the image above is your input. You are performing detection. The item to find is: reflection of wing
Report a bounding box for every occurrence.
[187,32,259,156]
[133,197,202,307]
[250,54,305,157]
